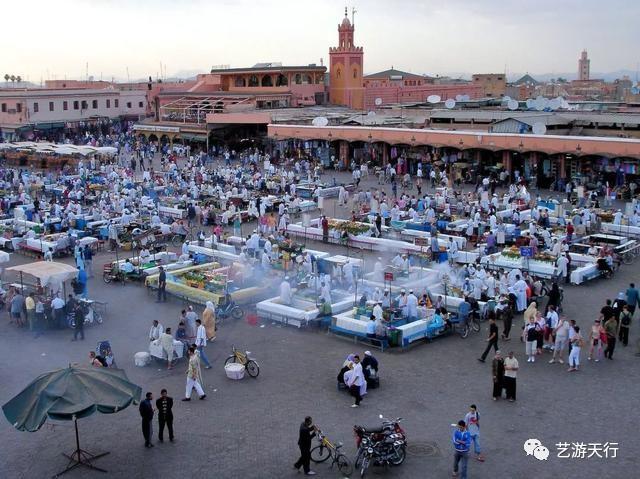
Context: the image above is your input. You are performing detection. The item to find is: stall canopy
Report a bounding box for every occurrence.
[6,261,78,287]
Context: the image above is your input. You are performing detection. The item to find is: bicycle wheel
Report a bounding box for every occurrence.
[246,360,260,378]
[94,311,103,324]
[171,235,182,248]
[459,324,469,339]
[471,318,481,332]
[103,273,112,284]
[622,252,634,265]
[337,454,353,476]
[224,355,237,366]
[310,444,331,463]
[231,306,244,320]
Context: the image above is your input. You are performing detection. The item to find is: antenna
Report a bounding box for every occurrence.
[126,67,130,83]
[86,62,88,81]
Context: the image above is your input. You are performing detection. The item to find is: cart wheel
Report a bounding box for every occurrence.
[103,274,112,284]
[95,312,103,324]
[224,355,237,366]
[622,252,634,265]
[171,235,182,248]
[246,360,260,378]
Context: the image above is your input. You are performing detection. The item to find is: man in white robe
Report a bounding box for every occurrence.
[511,275,528,312]
[406,290,418,319]
[279,277,292,305]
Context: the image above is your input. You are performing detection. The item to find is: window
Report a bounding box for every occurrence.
[248,75,259,87]
[336,69,341,79]
[106,99,110,108]
[126,102,132,109]
[92,100,98,109]
[73,101,79,110]
[81,100,87,109]
[261,75,273,87]
[16,103,22,113]
[353,69,357,79]
[115,99,119,108]
[234,76,246,87]
[276,74,288,87]
[63,101,68,110]
[497,76,503,80]
[138,101,143,108]
[49,101,54,111]
[295,73,302,84]
[33,102,39,113]
[1,103,6,112]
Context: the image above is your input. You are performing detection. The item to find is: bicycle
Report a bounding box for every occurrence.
[447,311,480,339]
[224,346,260,378]
[310,428,353,476]
[171,230,194,248]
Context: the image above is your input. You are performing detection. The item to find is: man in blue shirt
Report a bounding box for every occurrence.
[626,283,640,316]
[452,420,471,478]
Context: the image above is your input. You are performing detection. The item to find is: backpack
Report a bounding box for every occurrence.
[621,313,631,326]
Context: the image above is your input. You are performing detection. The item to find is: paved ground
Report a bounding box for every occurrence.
[1,165,639,479]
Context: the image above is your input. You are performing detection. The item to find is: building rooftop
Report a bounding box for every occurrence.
[364,69,425,80]
[0,88,117,98]
[209,65,326,74]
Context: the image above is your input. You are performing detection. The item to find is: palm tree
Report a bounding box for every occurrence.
[10,75,16,85]
[16,75,21,85]
[4,74,9,85]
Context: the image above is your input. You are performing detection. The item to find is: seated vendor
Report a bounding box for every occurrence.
[139,248,151,263]
[120,259,136,274]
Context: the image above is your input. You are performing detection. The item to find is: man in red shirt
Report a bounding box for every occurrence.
[566,221,574,243]
[321,215,329,243]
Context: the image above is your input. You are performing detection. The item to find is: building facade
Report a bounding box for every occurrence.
[0,88,147,140]
[328,9,365,110]
[363,69,482,109]
[472,73,507,98]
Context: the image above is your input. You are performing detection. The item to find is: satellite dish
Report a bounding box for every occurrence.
[534,98,545,111]
[507,99,519,110]
[374,97,383,106]
[427,95,441,104]
[461,95,470,101]
[312,116,329,127]
[445,98,456,109]
[367,111,376,117]
[525,98,534,109]
[502,96,511,104]
[632,87,640,95]
[532,122,547,135]
[455,94,464,101]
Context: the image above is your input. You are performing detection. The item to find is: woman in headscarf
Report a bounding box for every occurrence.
[523,301,538,325]
[202,301,216,341]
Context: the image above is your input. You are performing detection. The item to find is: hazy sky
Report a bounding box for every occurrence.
[3,0,639,82]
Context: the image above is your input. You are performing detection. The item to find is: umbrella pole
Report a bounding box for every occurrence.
[56,418,109,477]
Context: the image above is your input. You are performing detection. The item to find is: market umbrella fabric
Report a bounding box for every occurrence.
[3,366,141,475]
[3,366,141,432]
[6,261,78,288]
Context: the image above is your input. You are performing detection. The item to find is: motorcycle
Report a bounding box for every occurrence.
[354,415,407,478]
[215,294,245,325]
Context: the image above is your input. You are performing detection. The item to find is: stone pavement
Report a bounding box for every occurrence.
[0,167,638,479]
